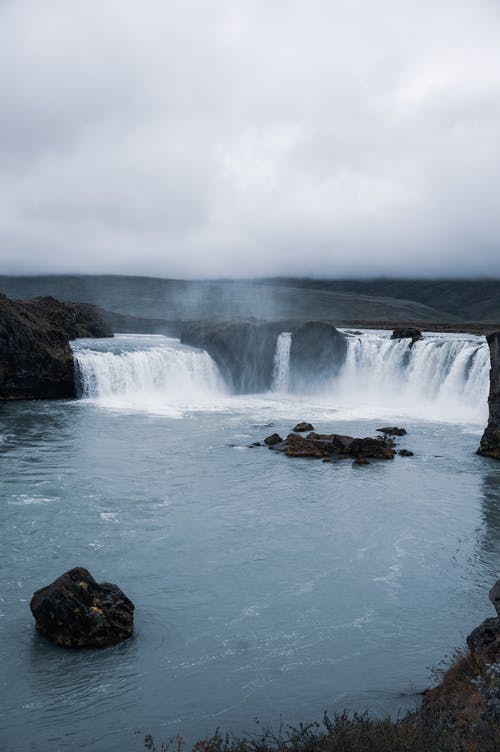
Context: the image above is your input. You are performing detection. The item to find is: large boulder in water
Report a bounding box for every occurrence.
[30,567,134,648]
[478,332,500,459]
[0,294,113,400]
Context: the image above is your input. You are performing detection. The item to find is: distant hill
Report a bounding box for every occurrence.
[0,274,499,323]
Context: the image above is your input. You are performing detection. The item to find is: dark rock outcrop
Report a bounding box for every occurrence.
[490,580,500,616]
[181,320,348,394]
[293,421,314,432]
[30,567,134,648]
[466,580,500,660]
[398,449,414,457]
[391,327,422,345]
[0,294,113,400]
[264,433,283,446]
[467,618,500,661]
[269,431,396,461]
[377,426,407,436]
[181,320,286,392]
[478,332,500,459]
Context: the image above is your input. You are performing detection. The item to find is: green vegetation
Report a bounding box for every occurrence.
[145,652,499,752]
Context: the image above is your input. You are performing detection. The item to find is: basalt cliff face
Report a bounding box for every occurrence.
[181,320,347,393]
[180,320,286,392]
[0,294,112,400]
[478,331,500,459]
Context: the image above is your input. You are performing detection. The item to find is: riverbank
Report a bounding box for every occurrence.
[144,582,500,752]
[145,648,499,752]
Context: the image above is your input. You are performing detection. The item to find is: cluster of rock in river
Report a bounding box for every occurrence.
[257,422,413,464]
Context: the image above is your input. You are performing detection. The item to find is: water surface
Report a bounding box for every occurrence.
[1,333,499,751]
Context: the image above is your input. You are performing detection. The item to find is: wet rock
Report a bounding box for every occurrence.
[264,433,283,446]
[264,430,395,461]
[285,433,326,458]
[349,437,396,459]
[399,449,414,457]
[377,426,407,437]
[466,579,500,661]
[354,457,370,465]
[30,567,134,648]
[248,442,261,448]
[391,328,422,345]
[293,422,315,432]
[467,618,500,661]
[478,332,500,459]
[490,581,500,617]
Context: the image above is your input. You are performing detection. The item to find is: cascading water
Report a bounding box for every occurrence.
[72,334,227,414]
[335,330,490,423]
[272,332,292,392]
[71,330,490,424]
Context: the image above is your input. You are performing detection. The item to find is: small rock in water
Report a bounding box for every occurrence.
[293,422,315,432]
[264,433,283,446]
[30,567,134,648]
[248,442,261,448]
[398,449,414,457]
[354,456,370,465]
[377,426,407,437]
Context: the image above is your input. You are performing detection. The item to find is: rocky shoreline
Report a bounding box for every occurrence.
[478,332,500,459]
[144,582,499,751]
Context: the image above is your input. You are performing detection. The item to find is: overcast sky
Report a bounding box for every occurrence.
[1,0,499,279]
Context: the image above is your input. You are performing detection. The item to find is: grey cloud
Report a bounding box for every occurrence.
[1,0,500,277]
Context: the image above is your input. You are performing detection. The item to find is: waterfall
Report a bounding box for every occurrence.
[71,330,490,424]
[72,335,226,412]
[272,332,292,392]
[335,330,490,423]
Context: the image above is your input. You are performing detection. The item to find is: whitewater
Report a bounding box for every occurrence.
[72,330,490,425]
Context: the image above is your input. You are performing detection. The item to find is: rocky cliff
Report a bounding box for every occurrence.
[181,320,348,393]
[181,320,286,392]
[478,331,500,459]
[0,294,112,400]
